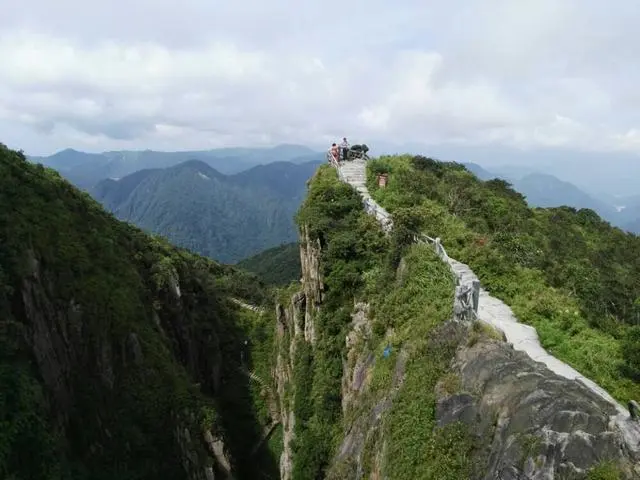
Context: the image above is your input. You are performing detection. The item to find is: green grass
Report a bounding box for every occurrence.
[367,154,640,404]
[366,245,476,479]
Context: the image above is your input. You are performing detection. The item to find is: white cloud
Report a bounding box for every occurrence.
[1,0,640,156]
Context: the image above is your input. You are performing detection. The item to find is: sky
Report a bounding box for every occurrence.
[3,0,640,159]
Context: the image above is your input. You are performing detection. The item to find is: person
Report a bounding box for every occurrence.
[328,143,339,165]
[340,137,350,162]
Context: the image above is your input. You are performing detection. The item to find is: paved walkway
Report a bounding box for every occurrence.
[335,159,640,449]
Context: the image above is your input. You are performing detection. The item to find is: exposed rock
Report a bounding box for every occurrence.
[299,224,323,344]
[274,221,329,479]
[437,338,640,479]
[275,291,306,480]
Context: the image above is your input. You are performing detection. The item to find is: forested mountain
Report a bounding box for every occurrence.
[0,143,280,479]
[275,161,640,480]
[4,138,640,480]
[464,162,639,231]
[511,172,617,220]
[369,155,640,396]
[90,159,321,263]
[237,243,301,286]
[30,144,323,189]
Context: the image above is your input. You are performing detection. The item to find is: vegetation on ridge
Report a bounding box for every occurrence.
[90,158,320,264]
[367,154,640,403]
[0,143,279,479]
[237,242,301,286]
[290,166,388,478]
[289,165,481,479]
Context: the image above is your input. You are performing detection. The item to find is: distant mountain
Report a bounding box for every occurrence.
[511,173,617,220]
[462,162,498,181]
[30,145,323,189]
[460,163,640,230]
[237,242,301,286]
[90,159,321,263]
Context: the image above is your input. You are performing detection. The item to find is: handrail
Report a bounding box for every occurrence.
[326,151,340,168]
[331,159,479,322]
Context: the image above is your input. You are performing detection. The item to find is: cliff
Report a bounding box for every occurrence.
[0,144,279,479]
[275,161,640,479]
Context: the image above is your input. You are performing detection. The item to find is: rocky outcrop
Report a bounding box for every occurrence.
[438,336,640,479]
[274,220,329,479]
[275,293,305,480]
[299,224,323,344]
[332,159,640,478]
[329,302,408,479]
[17,248,233,479]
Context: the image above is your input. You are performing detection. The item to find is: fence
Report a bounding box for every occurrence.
[326,151,340,168]
[330,160,480,322]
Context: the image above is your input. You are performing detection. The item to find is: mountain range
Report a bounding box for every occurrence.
[91,159,321,263]
[463,162,640,233]
[29,144,640,268]
[29,144,324,189]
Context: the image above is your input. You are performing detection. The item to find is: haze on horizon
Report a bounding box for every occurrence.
[3,0,640,184]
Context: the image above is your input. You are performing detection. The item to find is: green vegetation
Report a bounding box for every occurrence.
[237,242,301,286]
[367,154,640,403]
[288,165,480,479]
[290,165,389,479]
[0,143,278,479]
[586,461,623,480]
[371,245,476,480]
[90,158,319,263]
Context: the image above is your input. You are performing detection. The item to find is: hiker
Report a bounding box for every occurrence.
[328,143,340,165]
[340,137,350,162]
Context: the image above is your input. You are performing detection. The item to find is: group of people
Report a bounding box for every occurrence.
[328,137,350,165]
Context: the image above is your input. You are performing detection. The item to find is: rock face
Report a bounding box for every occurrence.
[438,337,640,479]
[275,293,305,480]
[275,222,330,480]
[330,303,407,480]
[17,246,233,479]
[0,145,277,479]
[299,225,323,344]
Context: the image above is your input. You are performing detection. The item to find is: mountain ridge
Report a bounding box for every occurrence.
[30,144,324,189]
[90,158,322,263]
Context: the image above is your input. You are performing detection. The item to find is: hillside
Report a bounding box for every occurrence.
[368,155,640,399]
[30,145,324,189]
[90,159,321,263]
[512,172,617,221]
[273,162,640,480]
[237,243,301,286]
[463,162,626,226]
[0,143,280,479]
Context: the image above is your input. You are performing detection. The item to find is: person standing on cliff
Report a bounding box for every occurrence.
[340,137,349,162]
[328,143,340,165]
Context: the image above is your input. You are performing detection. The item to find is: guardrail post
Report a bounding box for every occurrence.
[471,279,480,313]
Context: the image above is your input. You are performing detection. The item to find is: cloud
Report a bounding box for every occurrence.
[2,0,640,156]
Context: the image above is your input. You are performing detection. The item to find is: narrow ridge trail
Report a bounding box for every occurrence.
[335,158,640,450]
[230,297,265,314]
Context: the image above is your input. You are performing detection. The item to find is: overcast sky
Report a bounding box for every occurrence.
[2,0,640,156]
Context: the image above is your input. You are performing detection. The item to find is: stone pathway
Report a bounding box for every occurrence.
[336,159,640,449]
[230,297,265,314]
